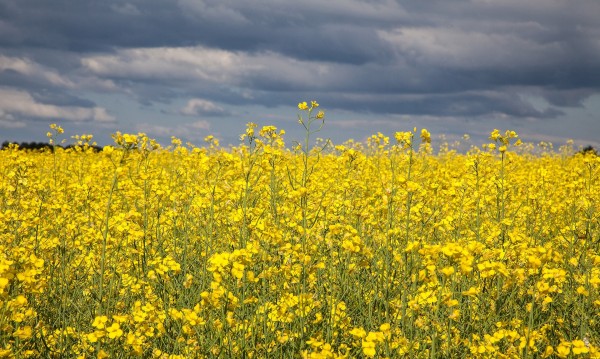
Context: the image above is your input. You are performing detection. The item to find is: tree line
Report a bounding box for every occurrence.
[0,140,597,155]
[1,141,103,152]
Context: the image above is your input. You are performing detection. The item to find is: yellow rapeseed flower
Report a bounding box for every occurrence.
[92,316,108,329]
[572,340,589,354]
[106,323,123,339]
[362,340,376,357]
[13,326,32,340]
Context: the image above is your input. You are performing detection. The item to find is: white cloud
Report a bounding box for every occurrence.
[0,55,75,87]
[0,55,122,93]
[135,124,183,138]
[110,3,141,16]
[80,45,331,89]
[0,87,115,122]
[81,46,245,82]
[180,98,226,116]
[190,120,211,130]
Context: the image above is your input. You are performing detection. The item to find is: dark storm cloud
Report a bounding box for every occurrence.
[0,0,399,62]
[1,0,599,136]
[0,0,186,51]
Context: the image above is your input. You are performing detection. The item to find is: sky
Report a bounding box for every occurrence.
[1,0,599,149]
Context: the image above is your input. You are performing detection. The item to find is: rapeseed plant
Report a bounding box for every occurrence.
[0,108,598,358]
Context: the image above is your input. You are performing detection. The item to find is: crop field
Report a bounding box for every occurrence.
[1,102,599,358]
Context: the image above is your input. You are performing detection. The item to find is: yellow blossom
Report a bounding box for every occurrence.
[106,323,123,339]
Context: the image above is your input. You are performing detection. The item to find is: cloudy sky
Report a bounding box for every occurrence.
[1,0,599,148]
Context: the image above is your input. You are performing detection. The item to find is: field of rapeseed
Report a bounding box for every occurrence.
[0,102,599,358]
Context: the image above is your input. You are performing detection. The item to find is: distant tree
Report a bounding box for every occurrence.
[580,145,598,156]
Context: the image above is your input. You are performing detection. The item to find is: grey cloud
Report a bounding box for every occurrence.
[30,90,96,109]
[110,3,142,16]
[297,91,565,119]
[540,88,596,107]
[0,0,401,63]
[0,0,190,51]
